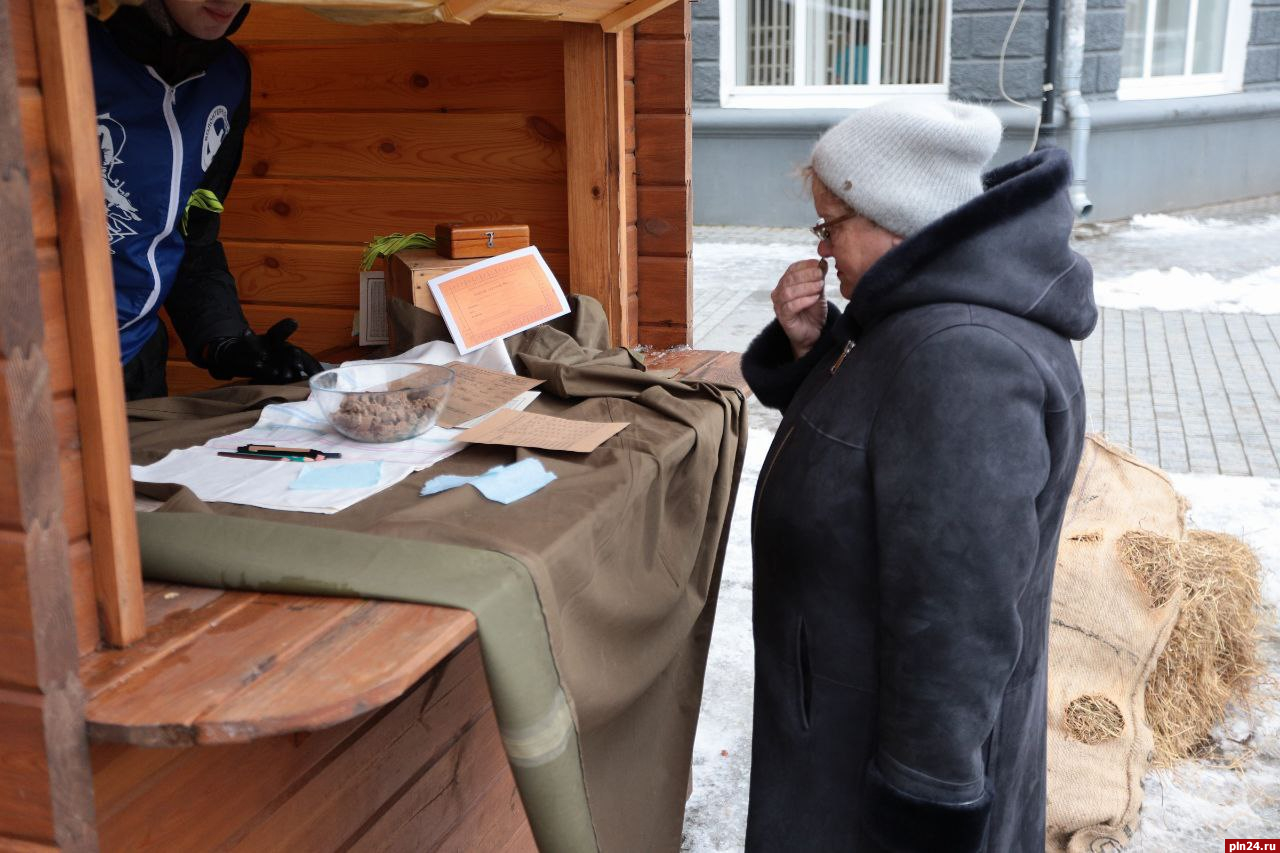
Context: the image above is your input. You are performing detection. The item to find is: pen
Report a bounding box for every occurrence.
[217,451,313,462]
[236,444,341,460]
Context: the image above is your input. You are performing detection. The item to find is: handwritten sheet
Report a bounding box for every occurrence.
[456,408,629,453]
[437,361,544,428]
[428,247,570,354]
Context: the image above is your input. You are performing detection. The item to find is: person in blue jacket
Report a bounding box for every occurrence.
[90,0,320,400]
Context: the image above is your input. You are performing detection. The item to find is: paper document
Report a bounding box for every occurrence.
[456,408,628,453]
[132,339,536,514]
[438,361,544,428]
[428,247,570,354]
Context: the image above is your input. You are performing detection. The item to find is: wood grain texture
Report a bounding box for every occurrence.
[242,111,566,182]
[637,323,689,349]
[348,711,512,853]
[564,24,628,345]
[440,0,506,24]
[227,642,491,851]
[635,0,689,36]
[235,6,565,43]
[637,185,691,257]
[33,0,144,648]
[601,0,683,32]
[90,638,526,853]
[36,248,73,396]
[8,0,36,86]
[634,37,690,114]
[83,587,477,747]
[0,0,98,843]
[18,88,54,242]
[635,113,690,186]
[220,179,569,249]
[244,41,565,112]
[636,255,690,328]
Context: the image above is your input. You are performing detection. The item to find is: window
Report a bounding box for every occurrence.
[1118,0,1252,98]
[721,0,949,108]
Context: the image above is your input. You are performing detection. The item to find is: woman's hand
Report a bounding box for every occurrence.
[771,259,829,359]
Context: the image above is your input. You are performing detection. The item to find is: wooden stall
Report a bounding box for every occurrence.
[0,0,702,849]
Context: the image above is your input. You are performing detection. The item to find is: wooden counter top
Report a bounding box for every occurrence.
[82,582,476,747]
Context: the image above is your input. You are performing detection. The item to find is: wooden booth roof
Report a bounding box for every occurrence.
[101,0,682,30]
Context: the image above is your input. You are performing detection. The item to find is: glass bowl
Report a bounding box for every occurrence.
[309,362,455,443]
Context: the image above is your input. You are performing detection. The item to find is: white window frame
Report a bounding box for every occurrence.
[1117,0,1253,100]
[719,0,951,108]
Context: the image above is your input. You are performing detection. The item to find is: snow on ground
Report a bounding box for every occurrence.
[1134,476,1280,851]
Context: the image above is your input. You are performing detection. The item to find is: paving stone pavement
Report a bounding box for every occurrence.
[691,224,1280,478]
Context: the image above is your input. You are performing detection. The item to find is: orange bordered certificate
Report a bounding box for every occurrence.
[427,246,570,355]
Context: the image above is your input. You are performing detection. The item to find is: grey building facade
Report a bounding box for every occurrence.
[693,0,1280,224]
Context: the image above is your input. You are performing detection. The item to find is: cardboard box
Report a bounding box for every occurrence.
[434,223,530,259]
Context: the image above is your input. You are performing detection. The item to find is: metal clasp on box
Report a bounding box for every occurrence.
[485,230,495,248]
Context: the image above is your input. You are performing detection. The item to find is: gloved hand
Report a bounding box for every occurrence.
[205,318,323,384]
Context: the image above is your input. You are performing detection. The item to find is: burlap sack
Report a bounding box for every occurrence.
[1046,436,1186,852]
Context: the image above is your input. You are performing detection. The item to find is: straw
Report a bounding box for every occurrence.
[1064,695,1126,745]
[1121,530,1264,766]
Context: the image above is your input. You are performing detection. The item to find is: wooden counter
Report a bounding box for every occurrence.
[82,583,534,852]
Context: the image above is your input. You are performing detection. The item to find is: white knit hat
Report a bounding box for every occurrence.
[810,100,1003,238]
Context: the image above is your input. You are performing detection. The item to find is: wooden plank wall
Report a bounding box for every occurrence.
[3,0,100,662]
[169,8,574,393]
[634,1,693,348]
[0,0,99,847]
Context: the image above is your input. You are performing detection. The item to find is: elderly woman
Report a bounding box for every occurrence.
[742,100,1096,851]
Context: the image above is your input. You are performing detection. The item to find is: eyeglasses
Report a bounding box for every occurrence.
[810,211,859,242]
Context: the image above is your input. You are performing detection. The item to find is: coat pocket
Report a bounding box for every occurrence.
[796,618,813,731]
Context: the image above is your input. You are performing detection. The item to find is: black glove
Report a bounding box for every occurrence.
[205,319,323,384]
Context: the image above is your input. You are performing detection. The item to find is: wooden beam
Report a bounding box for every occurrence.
[32,0,144,647]
[438,0,505,24]
[600,0,683,33]
[0,0,98,846]
[563,24,628,345]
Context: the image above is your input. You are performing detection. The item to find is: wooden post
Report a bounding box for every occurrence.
[0,0,99,846]
[32,0,144,647]
[563,23,630,346]
[634,1,693,348]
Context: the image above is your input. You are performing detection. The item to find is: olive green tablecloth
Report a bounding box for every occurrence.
[128,303,748,853]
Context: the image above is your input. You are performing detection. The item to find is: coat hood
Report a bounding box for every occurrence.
[842,147,1097,342]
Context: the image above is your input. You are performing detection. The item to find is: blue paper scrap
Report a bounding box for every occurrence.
[289,461,383,491]
[419,458,556,504]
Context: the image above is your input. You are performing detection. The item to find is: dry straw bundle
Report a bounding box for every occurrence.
[1120,529,1264,766]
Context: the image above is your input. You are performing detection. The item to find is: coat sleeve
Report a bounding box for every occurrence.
[165,65,251,366]
[862,323,1050,853]
[740,305,840,411]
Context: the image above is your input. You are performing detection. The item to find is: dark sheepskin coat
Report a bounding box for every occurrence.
[742,148,1096,853]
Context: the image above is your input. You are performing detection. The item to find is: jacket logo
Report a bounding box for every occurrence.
[202,105,230,171]
[97,113,140,253]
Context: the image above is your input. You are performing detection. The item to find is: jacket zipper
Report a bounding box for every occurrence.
[120,69,205,332]
[830,339,855,374]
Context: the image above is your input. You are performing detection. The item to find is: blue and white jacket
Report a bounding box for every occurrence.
[89,8,251,365]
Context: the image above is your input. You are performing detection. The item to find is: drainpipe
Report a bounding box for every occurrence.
[1060,0,1095,216]
[1039,0,1063,148]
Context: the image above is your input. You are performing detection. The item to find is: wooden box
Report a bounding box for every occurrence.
[434,223,530,259]
[385,249,475,315]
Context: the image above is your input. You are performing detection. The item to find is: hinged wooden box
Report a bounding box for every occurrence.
[434,223,530,259]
